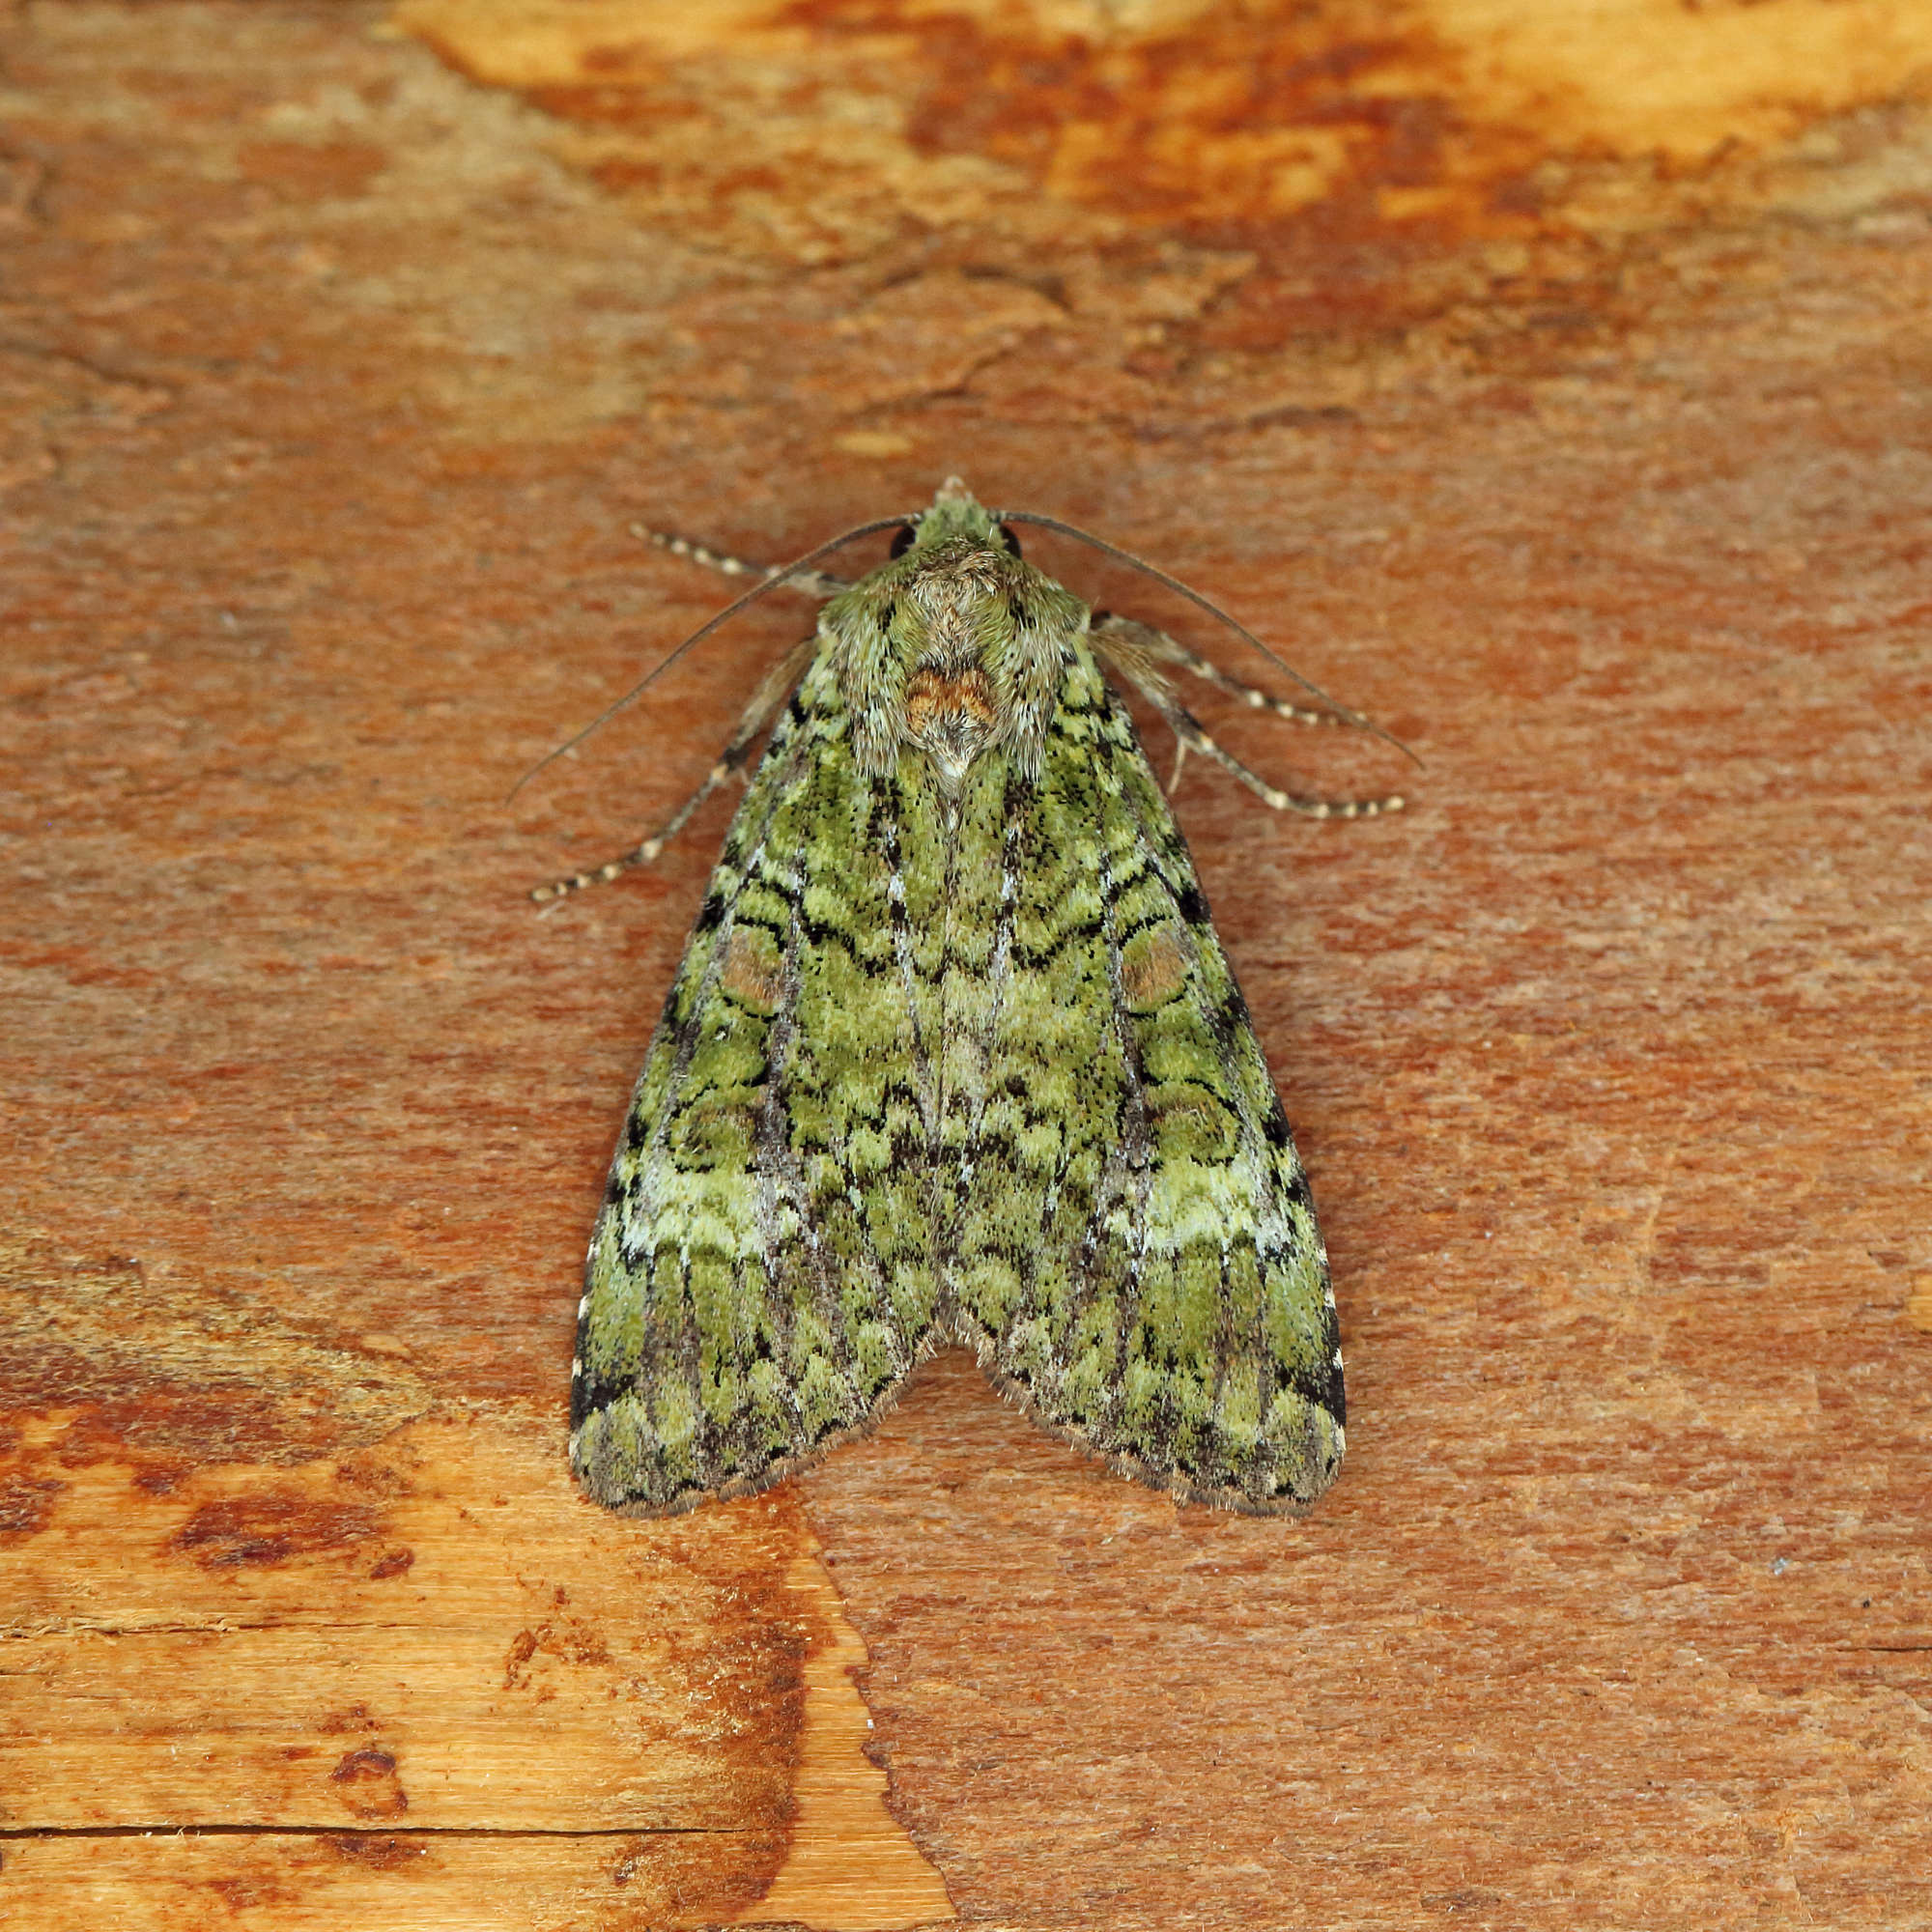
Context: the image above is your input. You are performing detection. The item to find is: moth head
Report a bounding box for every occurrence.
[890,476,1020,562]
[827,480,1083,788]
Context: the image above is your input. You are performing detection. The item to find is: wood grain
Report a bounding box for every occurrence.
[3,2,1927,1926]
[0,1342,951,1925]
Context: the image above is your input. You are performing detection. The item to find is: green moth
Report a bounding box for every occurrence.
[552,480,1402,1517]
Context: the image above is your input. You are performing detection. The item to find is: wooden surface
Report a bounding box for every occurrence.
[4,2,1930,1926]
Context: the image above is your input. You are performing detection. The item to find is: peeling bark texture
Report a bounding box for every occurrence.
[3,2,1928,1927]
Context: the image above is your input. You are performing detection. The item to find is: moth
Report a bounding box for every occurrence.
[547,480,1403,1517]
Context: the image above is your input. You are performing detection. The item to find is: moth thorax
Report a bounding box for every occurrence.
[902,661,1000,791]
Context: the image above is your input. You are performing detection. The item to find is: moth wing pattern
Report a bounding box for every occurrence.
[571,654,938,1513]
[948,641,1344,1514]
[565,480,1373,1517]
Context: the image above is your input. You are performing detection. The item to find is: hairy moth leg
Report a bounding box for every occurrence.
[1091,611,1406,820]
[1093,610,1360,728]
[533,634,818,901]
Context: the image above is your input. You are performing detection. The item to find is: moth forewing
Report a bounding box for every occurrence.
[562,480,1397,1516]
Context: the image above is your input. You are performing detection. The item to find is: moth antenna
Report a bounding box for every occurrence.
[1003,511,1421,770]
[507,513,907,801]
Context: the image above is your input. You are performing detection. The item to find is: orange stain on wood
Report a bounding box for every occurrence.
[394,0,1932,248]
[0,1403,949,1926]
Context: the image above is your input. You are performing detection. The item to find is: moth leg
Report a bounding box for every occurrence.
[1167,736,1189,795]
[1092,611,1360,728]
[1092,613,1405,820]
[532,636,818,901]
[636,526,850,602]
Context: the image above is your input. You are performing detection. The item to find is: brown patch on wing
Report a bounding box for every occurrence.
[1120,924,1191,1010]
[719,924,785,1011]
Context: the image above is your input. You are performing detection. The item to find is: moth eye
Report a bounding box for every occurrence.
[997,525,1022,558]
[889,523,918,558]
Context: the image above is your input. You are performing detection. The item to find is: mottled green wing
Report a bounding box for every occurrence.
[947,641,1346,1514]
[570,651,941,1512]
[573,633,1342,1514]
